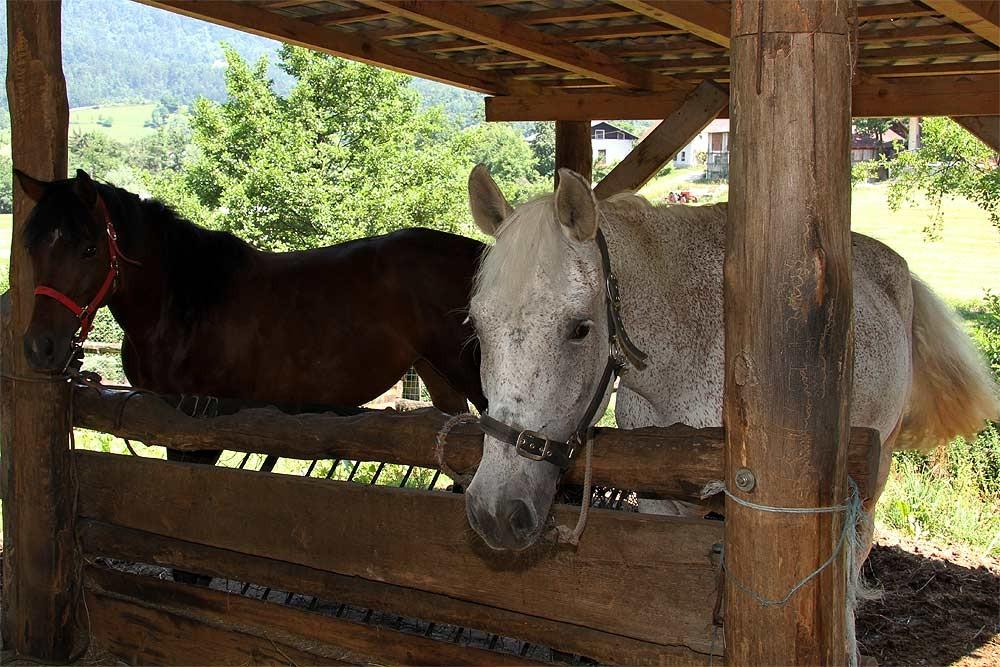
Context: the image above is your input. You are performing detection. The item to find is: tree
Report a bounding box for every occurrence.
[453,122,538,202]
[160,45,476,250]
[529,121,555,180]
[69,130,126,175]
[883,117,1000,233]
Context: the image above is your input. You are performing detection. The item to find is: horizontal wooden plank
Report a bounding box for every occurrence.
[487,72,1000,119]
[80,520,710,665]
[86,565,528,666]
[73,385,881,503]
[75,451,723,655]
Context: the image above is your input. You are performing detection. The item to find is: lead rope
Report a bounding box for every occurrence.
[551,429,594,546]
[434,412,478,488]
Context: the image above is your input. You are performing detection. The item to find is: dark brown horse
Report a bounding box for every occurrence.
[16,169,486,448]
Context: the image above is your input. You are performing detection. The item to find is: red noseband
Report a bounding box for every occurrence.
[33,194,141,345]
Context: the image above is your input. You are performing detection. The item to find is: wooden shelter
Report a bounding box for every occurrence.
[2,1,998,665]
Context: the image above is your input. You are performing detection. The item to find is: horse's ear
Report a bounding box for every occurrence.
[468,164,512,237]
[555,168,598,242]
[72,169,98,210]
[13,169,49,203]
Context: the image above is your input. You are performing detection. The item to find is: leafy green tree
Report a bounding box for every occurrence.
[529,121,555,180]
[452,122,538,202]
[69,130,126,175]
[161,45,475,250]
[129,118,191,173]
[883,117,1000,232]
[0,151,13,214]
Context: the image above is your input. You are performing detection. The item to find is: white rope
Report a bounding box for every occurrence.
[552,430,594,546]
[434,412,479,488]
[701,477,863,667]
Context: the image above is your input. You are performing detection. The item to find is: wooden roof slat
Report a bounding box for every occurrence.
[136,0,506,94]
[857,2,939,20]
[517,3,637,24]
[864,59,999,76]
[560,23,687,40]
[361,0,678,90]
[614,0,731,48]
[922,0,1000,47]
[305,7,388,25]
[859,40,998,59]
[858,24,978,43]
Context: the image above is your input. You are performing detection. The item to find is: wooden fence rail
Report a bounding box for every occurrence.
[73,385,881,504]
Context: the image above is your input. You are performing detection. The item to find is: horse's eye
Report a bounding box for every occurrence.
[82,245,97,259]
[570,320,592,341]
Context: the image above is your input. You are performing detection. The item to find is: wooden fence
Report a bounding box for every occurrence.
[70,385,880,665]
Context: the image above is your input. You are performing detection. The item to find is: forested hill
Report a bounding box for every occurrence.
[0,0,482,124]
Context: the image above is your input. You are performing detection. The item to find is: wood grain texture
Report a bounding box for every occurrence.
[726,1,853,664]
[75,451,723,655]
[2,0,79,659]
[85,565,533,666]
[922,0,1000,46]
[72,385,881,504]
[79,520,709,665]
[616,0,731,48]
[555,120,594,183]
[593,81,728,198]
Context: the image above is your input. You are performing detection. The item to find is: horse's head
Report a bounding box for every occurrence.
[465,165,613,551]
[15,169,113,372]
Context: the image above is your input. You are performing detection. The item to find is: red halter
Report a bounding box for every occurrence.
[33,195,141,344]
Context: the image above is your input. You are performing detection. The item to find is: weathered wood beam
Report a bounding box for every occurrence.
[863,60,1000,77]
[726,1,853,663]
[304,7,388,26]
[485,73,999,120]
[76,451,723,654]
[614,0,731,48]
[86,566,525,666]
[953,114,1000,150]
[2,0,79,659]
[555,120,593,183]
[860,41,996,59]
[593,81,728,198]
[80,520,702,666]
[858,1,939,20]
[923,0,1000,46]
[858,24,976,42]
[73,386,882,507]
[362,0,676,90]
[136,1,505,94]
[852,73,1000,116]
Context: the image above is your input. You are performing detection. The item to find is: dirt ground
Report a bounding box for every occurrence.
[1,528,997,666]
[856,530,1000,667]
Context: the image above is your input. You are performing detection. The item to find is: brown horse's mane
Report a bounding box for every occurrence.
[25,180,250,325]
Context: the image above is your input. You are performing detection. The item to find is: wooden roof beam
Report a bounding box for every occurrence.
[362,0,679,90]
[486,74,999,120]
[594,81,728,198]
[953,115,1000,151]
[613,1,731,48]
[922,0,1000,46]
[857,2,939,20]
[137,1,506,94]
[863,60,999,77]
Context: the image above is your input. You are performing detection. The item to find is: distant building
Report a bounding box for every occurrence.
[851,126,906,164]
[668,118,730,178]
[591,121,638,164]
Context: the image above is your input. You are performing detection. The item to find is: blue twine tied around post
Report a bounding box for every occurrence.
[701,477,865,667]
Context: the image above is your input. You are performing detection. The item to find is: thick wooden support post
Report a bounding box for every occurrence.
[726,1,853,665]
[2,0,78,659]
[953,115,1000,152]
[555,120,592,185]
[594,81,728,199]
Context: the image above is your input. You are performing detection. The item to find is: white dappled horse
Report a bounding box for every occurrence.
[464,164,999,554]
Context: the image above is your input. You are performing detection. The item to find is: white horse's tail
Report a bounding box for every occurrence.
[898,276,1000,451]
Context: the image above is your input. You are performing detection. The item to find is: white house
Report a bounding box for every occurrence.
[591,121,638,164]
[670,118,730,176]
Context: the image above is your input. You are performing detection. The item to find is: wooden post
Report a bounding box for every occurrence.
[2,0,79,660]
[554,120,592,185]
[725,1,853,665]
[953,115,1000,152]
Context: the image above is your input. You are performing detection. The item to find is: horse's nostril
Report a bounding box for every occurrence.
[25,334,56,366]
[506,499,536,539]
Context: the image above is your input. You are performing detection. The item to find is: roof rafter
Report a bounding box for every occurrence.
[360,0,679,90]
[922,0,1000,47]
[613,0,730,48]
[136,0,506,94]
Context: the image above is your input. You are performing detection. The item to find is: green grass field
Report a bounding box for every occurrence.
[69,103,158,142]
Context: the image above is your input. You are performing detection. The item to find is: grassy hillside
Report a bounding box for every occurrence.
[69,103,158,142]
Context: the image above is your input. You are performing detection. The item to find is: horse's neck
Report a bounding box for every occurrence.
[104,205,173,345]
[603,203,727,428]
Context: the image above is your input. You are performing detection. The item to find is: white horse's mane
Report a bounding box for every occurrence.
[473,191,652,306]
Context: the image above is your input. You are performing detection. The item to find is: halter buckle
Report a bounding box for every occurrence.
[606,272,622,305]
[515,430,552,462]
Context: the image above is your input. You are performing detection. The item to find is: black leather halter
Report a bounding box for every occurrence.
[479,229,648,469]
